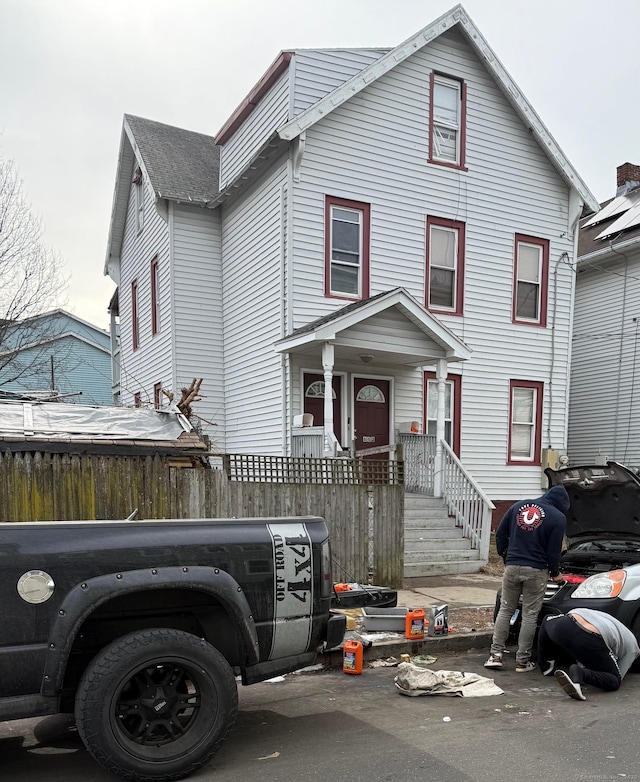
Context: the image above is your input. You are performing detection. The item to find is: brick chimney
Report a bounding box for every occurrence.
[616,162,640,195]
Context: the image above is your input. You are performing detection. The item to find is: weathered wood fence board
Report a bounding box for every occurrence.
[0,452,404,587]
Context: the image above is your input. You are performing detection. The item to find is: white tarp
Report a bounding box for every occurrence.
[0,400,191,441]
[394,662,503,698]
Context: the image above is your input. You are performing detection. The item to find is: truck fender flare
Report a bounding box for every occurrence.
[41,565,260,696]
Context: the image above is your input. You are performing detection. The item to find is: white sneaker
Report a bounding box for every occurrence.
[484,654,503,669]
[555,669,586,701]
[515,660,536,673]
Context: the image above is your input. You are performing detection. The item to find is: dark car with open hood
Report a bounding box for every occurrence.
[497,462,640,649]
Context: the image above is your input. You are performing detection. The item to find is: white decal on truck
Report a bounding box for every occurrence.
[267,522,313,659]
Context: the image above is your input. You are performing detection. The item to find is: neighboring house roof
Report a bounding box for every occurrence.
[276,4,598,213]
[275,288,471,364]
[104,116,220,278]
[0,400,209,458]
[578,195,640,261]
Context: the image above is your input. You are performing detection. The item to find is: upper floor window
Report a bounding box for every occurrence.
[153,382,162,409]
[325,196,370,300]
[151,256,160,336]
[426,216,465,315]
[134,392,142,408]
[513,234,549,327]
[424,372,461,455]
[131,279,139,351]
[429,73,467,169]
[133,167,144,233]
[508,380,543,464]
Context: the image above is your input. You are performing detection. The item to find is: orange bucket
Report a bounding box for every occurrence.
[405,608,425,639]
[343,640,364,674]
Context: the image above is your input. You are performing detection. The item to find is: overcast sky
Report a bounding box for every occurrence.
[1,0,638,330]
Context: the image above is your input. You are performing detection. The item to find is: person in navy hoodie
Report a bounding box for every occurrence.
[484,484,569,672]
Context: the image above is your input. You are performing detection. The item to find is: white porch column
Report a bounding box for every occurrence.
[322,342,335,456]
[433,358,447,497]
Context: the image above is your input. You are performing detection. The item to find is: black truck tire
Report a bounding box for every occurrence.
[75,628,238,782]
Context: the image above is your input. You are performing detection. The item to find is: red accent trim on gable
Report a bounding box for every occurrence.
[507,379,543,466]
[427,71,468,172]
[131,279,139,351]
[150,256,159,336]
[324,195,371,301]
[215,51,293,145]
[425,215,466,316]
[512,234,550,328]
[423,372,462,457]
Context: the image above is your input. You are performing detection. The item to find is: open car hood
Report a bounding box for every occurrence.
[545,461,640,541]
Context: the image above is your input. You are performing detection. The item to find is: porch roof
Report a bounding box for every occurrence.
[275,289,471,367]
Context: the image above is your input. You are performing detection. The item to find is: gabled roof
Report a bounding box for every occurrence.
[275,288,471,364]
[578,195,640,260]
[104,116,220,278]
[277,4,598,213]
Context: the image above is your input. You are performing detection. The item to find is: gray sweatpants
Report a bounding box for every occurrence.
[491,565,548,663]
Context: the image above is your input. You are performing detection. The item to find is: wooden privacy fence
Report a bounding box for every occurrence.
[0,451,405,588]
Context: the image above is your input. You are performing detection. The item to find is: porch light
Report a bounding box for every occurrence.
[359,354,374,364]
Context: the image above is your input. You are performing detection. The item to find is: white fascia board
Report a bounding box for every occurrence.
[103,121,136,279]
[277,4,598,214]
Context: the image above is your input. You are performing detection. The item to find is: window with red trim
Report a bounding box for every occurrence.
[151,256,159,336]
[424,372,461,456]
[428,73,467,170]
[153,382,162,409]
[508,380,543,464]
[426,216,465,315]
[134,392,142,408]
[131,279,139,350]
[513,235,549,327]
[324,196,370,300]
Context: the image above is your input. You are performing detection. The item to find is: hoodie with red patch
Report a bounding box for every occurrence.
[496,485,569,577]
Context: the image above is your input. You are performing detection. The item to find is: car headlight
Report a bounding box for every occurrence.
[571,569,626,599]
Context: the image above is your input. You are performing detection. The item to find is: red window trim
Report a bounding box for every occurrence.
[134,392,142,408]
[153,382,162,410]
[425,216,465,316]
[507,379,543,466]
[151,256,159,336]
[131,279,139,351]
[423,372,461,456]
[324,195,370,301]
[428,71,468,171]
[512,234,550,328]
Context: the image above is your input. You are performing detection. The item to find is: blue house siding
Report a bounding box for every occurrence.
[0,311,112,405]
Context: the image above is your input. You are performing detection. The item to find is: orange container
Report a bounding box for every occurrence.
[343,640,364,674]
[405,608,425,639]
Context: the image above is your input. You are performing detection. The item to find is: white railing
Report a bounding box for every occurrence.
[291,427,324,457]
[441,440,495,560]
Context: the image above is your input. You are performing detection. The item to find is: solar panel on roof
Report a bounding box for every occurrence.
[595,201,640,239]
[583,190,640,227]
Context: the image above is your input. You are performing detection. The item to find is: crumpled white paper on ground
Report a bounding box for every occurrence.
[394,662,503,697]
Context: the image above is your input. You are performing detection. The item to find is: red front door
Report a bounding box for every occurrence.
[354,378,390,459]
[303,373,342,443]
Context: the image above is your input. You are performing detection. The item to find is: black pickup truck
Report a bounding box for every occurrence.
[0,516,345,781]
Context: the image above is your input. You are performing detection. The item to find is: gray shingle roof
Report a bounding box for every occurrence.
[125,115,220,204]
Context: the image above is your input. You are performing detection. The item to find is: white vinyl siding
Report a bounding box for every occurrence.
[221,158,288,453]
[172,203,225,447]
[291,49,388,116]
[289,26,574,500]
[118,167,173,408]
[568,248,640,467]
[219,71,290,190]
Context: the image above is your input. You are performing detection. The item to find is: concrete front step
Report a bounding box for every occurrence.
[406,538,472,555]
[404,559,484,578]
[405,526,465,541]
[404,548,479,564]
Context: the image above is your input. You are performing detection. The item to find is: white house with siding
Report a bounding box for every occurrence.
[104,5,597,573]
[568,162,640,468]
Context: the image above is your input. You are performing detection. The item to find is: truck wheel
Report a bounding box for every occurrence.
[75,628,238,782]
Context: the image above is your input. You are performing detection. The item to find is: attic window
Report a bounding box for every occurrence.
[428,73,467,170]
